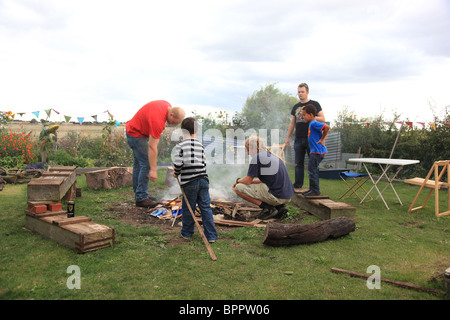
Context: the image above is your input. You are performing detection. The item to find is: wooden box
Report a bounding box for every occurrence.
[25,211,115,253]
[27,166,77,202]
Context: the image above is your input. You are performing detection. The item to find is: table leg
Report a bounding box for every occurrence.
[377,165,405,205]
[360,163,390,209]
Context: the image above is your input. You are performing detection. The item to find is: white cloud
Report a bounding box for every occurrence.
[0,0,449,124]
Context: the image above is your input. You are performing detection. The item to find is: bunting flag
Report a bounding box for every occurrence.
[64,115,71,123]
[45,109,52,117]
[32,111,40,118]
[77,117,84,125]
[91,115,98,121]
[429,123,436,131]
[115,120,120,127]
[18,112,25,117]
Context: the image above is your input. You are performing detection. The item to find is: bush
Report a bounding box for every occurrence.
[0,130,38,167]
[48,149,89,167]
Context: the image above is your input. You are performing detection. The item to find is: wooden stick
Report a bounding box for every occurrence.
[331,267,445,295]
[176,176,217,261]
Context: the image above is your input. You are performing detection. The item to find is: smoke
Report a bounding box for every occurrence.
[159,165,248,202]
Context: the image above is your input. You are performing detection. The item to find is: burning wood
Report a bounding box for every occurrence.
[148,194,265,227]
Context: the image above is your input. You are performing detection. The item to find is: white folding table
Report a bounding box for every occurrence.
[348,158,420,210]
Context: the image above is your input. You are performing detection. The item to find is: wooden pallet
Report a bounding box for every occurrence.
[27,166,77,202]
[25,210,115,253]
[291,192,356,220]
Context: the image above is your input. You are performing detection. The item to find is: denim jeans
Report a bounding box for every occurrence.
[181,178,218,241]
[307,153,324,194]
[126,132,150,202]
[294,137,309,188]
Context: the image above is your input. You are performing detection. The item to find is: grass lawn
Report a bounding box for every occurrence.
[0,166,449,302]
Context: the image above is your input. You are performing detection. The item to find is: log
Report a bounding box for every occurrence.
[85,167,132,190]
[262,216,355,247]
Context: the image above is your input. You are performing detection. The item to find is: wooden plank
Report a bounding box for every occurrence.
[49,166,77,172]
[25,210,66,218]
[200,217,266,228]
[404,178,441,188]
[291,193,356,220]
[331,268,446,296]
[52,216,91,226]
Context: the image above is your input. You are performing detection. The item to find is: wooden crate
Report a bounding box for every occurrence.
[27,166,77,202]
[25,211,115,253]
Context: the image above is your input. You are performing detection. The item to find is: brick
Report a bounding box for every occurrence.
[47,203,63,211]
[29,205,47,214]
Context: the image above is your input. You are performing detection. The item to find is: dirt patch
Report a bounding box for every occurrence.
[103,198,188,246]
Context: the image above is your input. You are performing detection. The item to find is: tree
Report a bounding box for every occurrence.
[237,83,297,138]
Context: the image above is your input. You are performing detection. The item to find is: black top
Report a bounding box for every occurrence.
[290,100,322,139]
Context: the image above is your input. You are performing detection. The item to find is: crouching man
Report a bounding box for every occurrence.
[232,136,294,220]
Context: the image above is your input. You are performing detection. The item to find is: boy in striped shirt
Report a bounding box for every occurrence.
[172,117,218,243]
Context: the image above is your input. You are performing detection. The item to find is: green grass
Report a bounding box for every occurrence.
[0,166,449,300]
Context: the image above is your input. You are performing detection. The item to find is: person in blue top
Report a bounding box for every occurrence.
[232,136,294,220]
[301,104,330,196]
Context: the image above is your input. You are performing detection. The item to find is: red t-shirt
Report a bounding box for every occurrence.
[126,100,170,139]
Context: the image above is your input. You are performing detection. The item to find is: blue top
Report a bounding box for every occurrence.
[247,150,294,199]
[308,120,328,155]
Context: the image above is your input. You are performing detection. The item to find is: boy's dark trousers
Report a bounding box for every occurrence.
[180,178,218,241]
[307,153,324,194]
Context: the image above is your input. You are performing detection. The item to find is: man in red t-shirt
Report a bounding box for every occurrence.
[126,100,185,207]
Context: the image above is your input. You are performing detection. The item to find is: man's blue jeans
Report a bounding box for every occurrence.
[307,153,324,194]
[294,138,309,188]
[126,133,150,202]
[181,178,218,242]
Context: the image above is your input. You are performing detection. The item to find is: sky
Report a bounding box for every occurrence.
[1,0,449,125]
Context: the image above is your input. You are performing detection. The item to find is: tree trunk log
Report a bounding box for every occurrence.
[263,216,355,247]
[85,167,132,190]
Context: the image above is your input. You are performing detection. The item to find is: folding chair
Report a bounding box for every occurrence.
[405,160,450,217]
[339,171,373,201]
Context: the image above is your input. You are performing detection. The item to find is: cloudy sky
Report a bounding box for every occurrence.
[1,0,449,124]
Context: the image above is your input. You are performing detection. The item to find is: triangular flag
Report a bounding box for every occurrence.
[115,120,120,127]
[444,123,450,127]
[64,115,71,123]
[406,122,413,129]
[417,122,425,127]
[45,109,52,117]
[52,108,60,115]
[32,111,40,118]
[429,123,436,131]
[77,117,84,125]
[91,115,98,122]
[18,112,25,117]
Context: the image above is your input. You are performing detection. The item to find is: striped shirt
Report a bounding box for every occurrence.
[173,138,208,186]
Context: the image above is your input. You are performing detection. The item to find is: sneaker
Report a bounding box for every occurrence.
[258,206,279,220]
[300,189,311,195]
[208,239,216,243]
[136,197,158,208]
[181,234,192,240]
[275,204,288,217]
[303,190,320,197]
